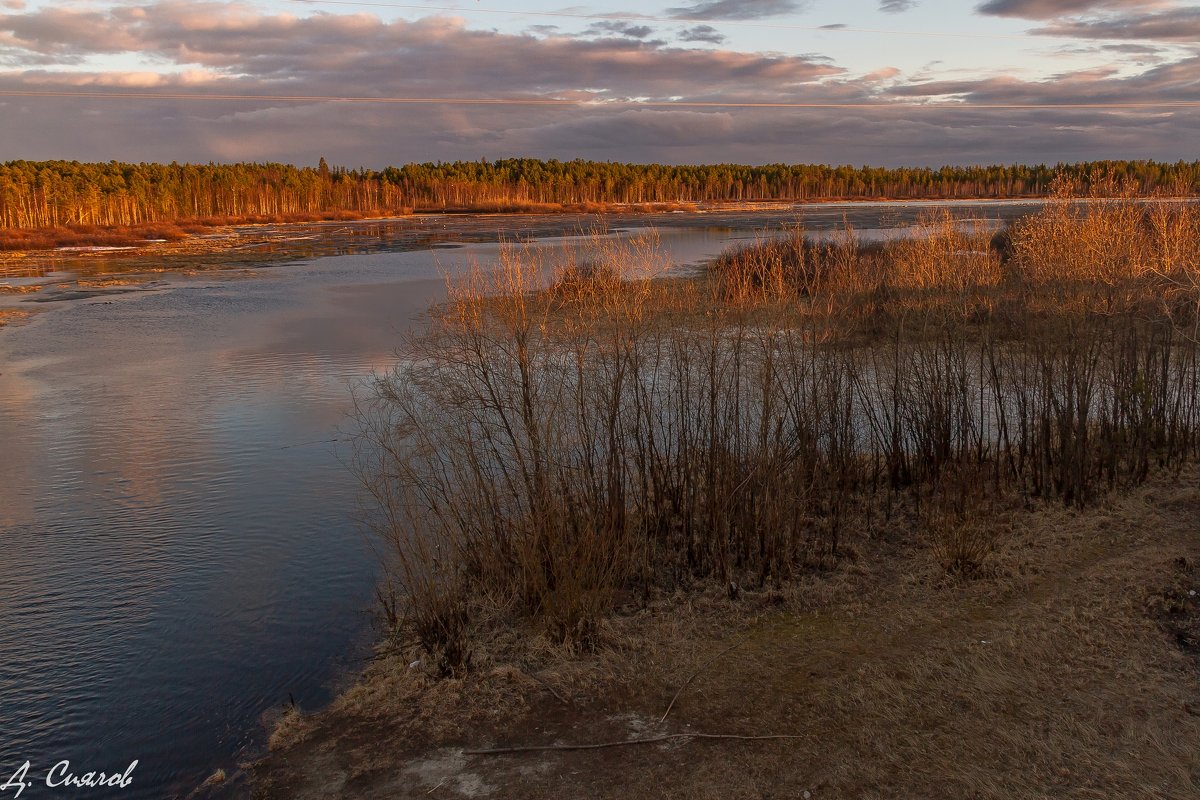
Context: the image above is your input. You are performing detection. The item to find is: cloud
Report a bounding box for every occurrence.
[0,1,1197,168]
[889,54,1200,106]
[977,0,1200,44]
[587,21,656,39]
[1,0,26,9]
[1048,40,1172,62]
[1031,7,1200,40]
[862,66,902,82]
[879,0,918,12]
[976,0,1163,20]
[2,72,1196,168]
[0,6,140,55]
[678,25,726,44]
[667,0,808,21]
[0,2,840,98]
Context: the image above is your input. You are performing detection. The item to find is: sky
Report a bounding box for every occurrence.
[0,0,1198,167]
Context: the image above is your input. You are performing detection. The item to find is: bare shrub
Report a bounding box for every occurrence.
[357,188,1200,664]
[884,211,1001,291]
[924,509,1001,577]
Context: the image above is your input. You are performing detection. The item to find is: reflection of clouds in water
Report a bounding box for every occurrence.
[0,205,1050,796]
[0,258,397,794]
[0,368,39,527]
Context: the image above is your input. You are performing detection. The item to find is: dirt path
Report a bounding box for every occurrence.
[244,474,1200,800]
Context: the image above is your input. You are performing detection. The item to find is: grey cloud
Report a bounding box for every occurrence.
[1032,8,1200,40]
[678,25,726,44]
[3,86,1195,168]
[1099,42,1170,53]
[1048,41,1173,65]
[587,21,656,38]
[667,0,808,21]
[976,0,1163,20]
[888,54,1200,106]
[0,47,84,66]
[0,3,841,98]
[880,0,919,12]
[0,1,1197,168]
[0,6,139,55]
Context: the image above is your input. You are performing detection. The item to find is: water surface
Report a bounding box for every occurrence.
[0,201,1041,797]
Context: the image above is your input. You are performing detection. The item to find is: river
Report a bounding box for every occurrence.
[0,201,1044,797]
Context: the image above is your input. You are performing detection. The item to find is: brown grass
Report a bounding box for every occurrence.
[253,469,1200,799]
[0,210,420,252]
[429,200,699,215]
[0,283,42,294]
[0,202,703,252]
[0,308,36,327]
[0,223,191,251]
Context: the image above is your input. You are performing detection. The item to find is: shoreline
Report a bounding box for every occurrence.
[0,196,1060,256]
[242,470,1200,800]
[239,200,1200,798]
[0,197,1051,288]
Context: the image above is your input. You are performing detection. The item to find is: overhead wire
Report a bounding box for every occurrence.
[2,90,1197,110]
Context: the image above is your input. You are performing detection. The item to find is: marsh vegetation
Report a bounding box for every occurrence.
[355,178,1200,675]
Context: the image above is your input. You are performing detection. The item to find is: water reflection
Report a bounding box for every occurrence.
[0,203,1042,797]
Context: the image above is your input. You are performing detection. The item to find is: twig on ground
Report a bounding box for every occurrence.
[465,732,805,756]
[523,670,573,706]
[659,634,751,724]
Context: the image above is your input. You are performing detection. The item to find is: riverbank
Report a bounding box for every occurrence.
[0,198,1049,312]
[0,197,1060,255]
[242,193,1200,799]
[0,202,701,253]
[246,469,1200,799]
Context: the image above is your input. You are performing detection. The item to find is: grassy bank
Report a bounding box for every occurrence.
[247,180,1200,799]
[0,210,399,252]
[0,203,707,252]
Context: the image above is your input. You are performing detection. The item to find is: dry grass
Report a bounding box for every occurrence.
[254,470,1200,799]
[0,210,416,252]
[711,211,1002,304]
[0,222,191,251]
[0,283,42,294]
[267,707,313,752]
[0,308,36,327]
[431,200,699,215]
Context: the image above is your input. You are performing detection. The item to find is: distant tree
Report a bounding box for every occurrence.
[1,158,1196,231]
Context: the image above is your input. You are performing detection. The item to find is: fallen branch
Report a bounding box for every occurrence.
[465,732,805,756]
[659,633,751,724]
[522,669,573,706]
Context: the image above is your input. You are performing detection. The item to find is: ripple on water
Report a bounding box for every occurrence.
[0,208,1043,797]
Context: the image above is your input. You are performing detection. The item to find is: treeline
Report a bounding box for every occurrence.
[3,157,1199,230]
[0,159,399,229]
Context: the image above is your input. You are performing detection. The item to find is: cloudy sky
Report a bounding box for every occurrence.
[1,0,1197,167]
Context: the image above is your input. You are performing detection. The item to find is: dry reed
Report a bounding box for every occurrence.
[355,191,1200,669]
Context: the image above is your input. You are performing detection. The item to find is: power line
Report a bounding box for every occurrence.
[3,89,1198,110]
[288,0,1040,41]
